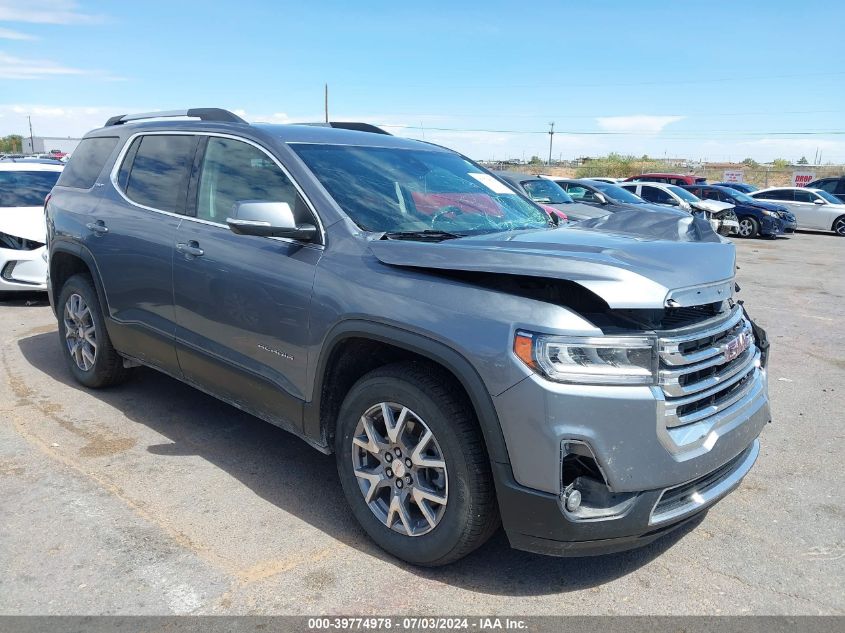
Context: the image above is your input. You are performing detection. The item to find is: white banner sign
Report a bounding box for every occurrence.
[792,171,816,187]
[723,170,744,183]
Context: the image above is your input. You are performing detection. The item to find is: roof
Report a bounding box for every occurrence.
[90,120,443,151]
[754,187,824,193]
[0,161,64,172]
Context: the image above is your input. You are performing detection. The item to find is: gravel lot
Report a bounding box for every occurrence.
[1,231,843,616]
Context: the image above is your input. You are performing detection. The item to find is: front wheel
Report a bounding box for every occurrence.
[335,362,499,566]
[832,215,845,237]
[736,217,759,238]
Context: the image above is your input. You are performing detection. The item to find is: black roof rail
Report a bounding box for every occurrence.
[104,108,247,127]
[300,121,392,135]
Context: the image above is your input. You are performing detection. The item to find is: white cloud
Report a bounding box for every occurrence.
[0,51,88,79]
[596,115,685,134]
[0,51,122,80]
[0,27,36,40]
[0,0,103,25]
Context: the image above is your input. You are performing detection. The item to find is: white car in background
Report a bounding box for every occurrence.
[620,181,739,235]
[0,161,63,295]
[750,187,845,236]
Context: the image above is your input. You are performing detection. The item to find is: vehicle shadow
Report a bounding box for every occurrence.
[17,330,702,595]
[0,291,49,307]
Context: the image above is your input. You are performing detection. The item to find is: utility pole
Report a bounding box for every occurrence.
[28,115,34,154]
[547,122,555,166]
[324,83,329,123]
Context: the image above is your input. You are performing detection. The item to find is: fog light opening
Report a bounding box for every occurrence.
[561,441,637,521]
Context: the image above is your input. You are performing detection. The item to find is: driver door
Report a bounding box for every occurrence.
[172,135,322,430]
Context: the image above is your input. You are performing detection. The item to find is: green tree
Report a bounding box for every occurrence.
[741,157,758,168]
[528,155,543,165]
[0,135,23,153]
[797,156,809,165]
[772,158,790,169]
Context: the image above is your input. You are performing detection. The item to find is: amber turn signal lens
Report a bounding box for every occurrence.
[513,333,535,368]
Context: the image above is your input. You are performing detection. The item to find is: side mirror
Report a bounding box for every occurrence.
[594,192,608,204]
[814,198,826,205]
[227,201,317,241]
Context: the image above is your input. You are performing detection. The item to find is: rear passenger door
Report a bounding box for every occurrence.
[172,135,322,432]
[88,133,199,373]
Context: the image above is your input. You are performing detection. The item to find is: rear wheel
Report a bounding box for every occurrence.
[57,274,131,388]
[832,215,845,237]
[335,362,499,566]
[737,217,759,238]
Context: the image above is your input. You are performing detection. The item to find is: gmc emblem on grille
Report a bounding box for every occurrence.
[723,331,751,362]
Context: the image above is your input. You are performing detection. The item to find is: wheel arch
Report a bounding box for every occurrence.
[304,320,511,465]
[831,213,845,235]
[49,242,110,322]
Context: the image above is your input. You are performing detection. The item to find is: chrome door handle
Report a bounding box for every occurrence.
[86,221,108,235]
[176,241,204,257]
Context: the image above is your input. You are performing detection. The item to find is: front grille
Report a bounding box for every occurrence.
[658,305,761,429]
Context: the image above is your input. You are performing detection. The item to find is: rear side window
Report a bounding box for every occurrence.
[0,170,61,206]
[56,137,118,189]
[121,135,198,214]
[759,189,793,201]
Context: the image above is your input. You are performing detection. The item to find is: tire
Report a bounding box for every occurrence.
[832,215,845,237]
[57,273,131,388]
[736,216,759,238]
[335,361,499,566]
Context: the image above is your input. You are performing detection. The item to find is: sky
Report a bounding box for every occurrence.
[1,0,844,163]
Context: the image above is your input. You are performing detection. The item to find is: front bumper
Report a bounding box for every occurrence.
[492,305,770,555]
[0,245,48,291]
[759,215,785,236]
[495,438,760,557]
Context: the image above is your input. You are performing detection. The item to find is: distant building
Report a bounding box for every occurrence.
[22,136,82,155]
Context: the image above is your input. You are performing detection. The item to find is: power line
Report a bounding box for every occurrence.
[378,124,845,137]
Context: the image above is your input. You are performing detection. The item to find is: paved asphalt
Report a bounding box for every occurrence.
[1,231,842,615]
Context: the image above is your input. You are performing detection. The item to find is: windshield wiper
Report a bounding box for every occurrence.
[380,230,466,242]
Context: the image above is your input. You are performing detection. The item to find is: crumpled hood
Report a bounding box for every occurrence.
[370,209,735,309]
[0,206,46,243]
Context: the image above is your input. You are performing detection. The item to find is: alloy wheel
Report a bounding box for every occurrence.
[834,218,845,236]
[351,402,448,536]
[738,219,753,237]
[63,293,97,371]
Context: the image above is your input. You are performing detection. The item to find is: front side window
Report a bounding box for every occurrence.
[814,190,841,204]
[667,185,700,203]
[0,170,61,206]
[56,136,118,189]
[521,179,572,204]
[794,190,815,203]
[291,144,549,234]
[591,182,644,203]
[640,186,674,204]
[197,137,303,224]
[562,184,596,202]
[122,135,198,214]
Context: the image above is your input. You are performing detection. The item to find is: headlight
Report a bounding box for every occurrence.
[514,331,657,385]
[761,209,777,217]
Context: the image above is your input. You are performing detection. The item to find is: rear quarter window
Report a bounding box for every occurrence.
[120,134,198,214]
[56,137,119,189]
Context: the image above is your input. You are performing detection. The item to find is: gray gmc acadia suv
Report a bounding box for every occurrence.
[45,109,771,566]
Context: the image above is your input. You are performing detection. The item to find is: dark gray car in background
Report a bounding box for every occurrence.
[493,171,609,221]
[45,109,771,566]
